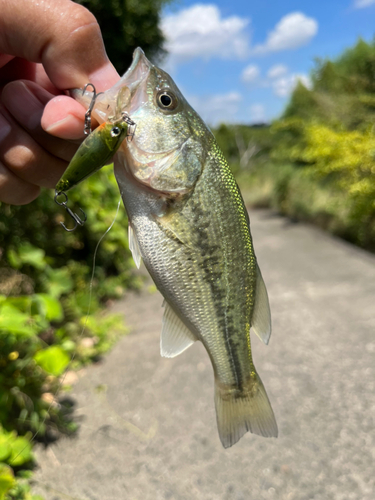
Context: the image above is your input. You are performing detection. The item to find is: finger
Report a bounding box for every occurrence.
[0,160,40,205]
[41,95,99,140]
[0,104,68,188]
[0,58,60,95]
[0,0,119,91]
[0,53,15,68]
[2,80,79,159]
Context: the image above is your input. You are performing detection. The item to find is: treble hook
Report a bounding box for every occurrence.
[54,192,87,232]
[82,83,103,135]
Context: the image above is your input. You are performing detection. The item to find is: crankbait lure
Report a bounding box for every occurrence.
[54,83,136,231]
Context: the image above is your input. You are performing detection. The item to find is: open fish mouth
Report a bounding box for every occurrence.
[70,48,152,122]
[118,47,152,96]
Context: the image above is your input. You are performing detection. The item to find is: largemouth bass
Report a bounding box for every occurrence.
[72,48,277,448]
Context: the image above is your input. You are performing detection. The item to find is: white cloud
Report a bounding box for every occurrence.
[188,91,242,126]
[253,12,318,54]
[272,74,311,98]
[249,104,266,123]
[267,64,288,79]
[241,65,260,84]
[162,4,250,65]
[353,0,375,7]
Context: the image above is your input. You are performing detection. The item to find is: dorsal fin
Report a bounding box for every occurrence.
[161,300,197,358]
[251,264,272,345]
[128,222,142,269]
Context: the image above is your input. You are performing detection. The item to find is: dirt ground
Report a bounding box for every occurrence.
[33,210,375,500]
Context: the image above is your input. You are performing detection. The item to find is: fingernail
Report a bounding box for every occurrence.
[45,115,84,140]
[45,116,71,132]
[0,112,12,143]
[3,82,43,131]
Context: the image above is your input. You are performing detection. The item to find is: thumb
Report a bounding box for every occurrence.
[0,0,119,91]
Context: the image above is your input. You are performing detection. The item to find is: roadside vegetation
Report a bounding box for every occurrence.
[214,38,375,252]
[0,169,136,499]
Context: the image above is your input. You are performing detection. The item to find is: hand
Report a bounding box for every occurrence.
[0,0,119,205]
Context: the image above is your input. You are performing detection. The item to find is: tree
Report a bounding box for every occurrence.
[74,0,171,74]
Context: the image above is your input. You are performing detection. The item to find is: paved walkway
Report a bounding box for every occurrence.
[33,210,375,500]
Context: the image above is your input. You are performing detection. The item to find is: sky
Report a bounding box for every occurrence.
[160,0,375,125]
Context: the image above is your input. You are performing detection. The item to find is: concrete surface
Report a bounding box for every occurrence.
[32,210,375,500]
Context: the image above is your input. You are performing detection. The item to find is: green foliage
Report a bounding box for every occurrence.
[33,347,70,377]
[0,465,15,500]
[0,465,42,500]
[0,429,40,500]
[271,122,375,248]
[74,0,172,74]
[213,37,375,252]
[214,123,273,176]
[0,428,33,468]
[0,166,131,498]
[0,167,135,299]
[284,38,375,130]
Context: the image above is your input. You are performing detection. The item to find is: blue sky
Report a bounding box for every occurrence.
[160,0,375,125]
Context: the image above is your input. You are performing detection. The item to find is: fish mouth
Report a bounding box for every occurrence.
[70,48,152,122]
[119,47,152,95]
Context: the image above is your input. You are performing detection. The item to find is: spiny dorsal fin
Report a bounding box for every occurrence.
[251,264,272,345]
[161,300,197,358]
[128,222,142,269]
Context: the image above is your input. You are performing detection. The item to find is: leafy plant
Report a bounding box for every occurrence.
[213,37,375,252]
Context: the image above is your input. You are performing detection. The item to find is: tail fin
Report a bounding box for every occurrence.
[214,373,278,448]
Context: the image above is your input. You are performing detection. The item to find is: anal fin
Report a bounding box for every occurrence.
[161,300,197,358]
[251,264,272,345]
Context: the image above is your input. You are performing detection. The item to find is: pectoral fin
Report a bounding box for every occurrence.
[251,264,272,345]
[128,222,142,269]
[161,300,197,358]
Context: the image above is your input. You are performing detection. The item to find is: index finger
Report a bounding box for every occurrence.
[0,0,119,91]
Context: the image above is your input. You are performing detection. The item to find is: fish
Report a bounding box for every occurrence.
[72,48,277,448]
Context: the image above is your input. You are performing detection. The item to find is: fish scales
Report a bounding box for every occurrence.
[120,139,256,388]
[72,47,277,448]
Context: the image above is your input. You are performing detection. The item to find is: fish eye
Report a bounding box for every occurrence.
[111,126,121,137]
[156,90,178,111]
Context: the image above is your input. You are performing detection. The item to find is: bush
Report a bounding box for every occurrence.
[0,167,132,499]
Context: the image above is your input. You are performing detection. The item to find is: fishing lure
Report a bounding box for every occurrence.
[55,115,133,194]
[54,84,136,231]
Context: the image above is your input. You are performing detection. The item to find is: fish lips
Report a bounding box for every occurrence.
[70,47,152,123]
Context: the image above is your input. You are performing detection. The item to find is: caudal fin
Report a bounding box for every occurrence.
[214,373,278,448]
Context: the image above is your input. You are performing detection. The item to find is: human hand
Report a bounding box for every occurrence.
[0,0,119,205]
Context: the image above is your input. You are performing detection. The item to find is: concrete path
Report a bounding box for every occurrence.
[33,210,375,500]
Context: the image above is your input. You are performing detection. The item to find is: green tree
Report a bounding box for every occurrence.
[74,0,171,74]
[283,81,316,121]
[285,38,375,129]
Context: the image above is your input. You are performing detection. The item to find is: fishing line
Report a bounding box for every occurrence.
[10,196,123,466]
